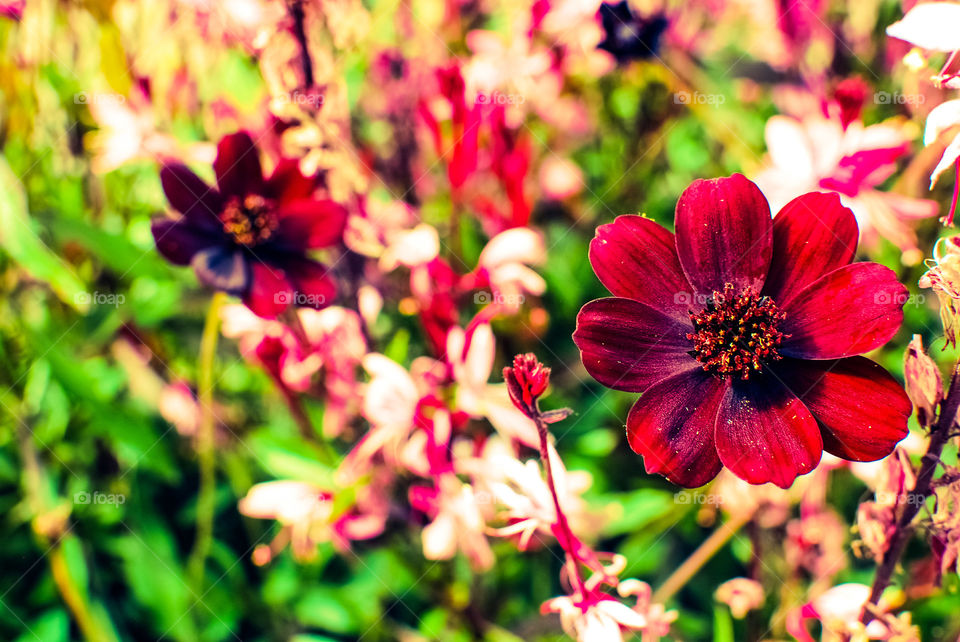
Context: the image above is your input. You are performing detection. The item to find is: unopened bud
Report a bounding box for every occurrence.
[504,353,551,418]
[904,335,943,427]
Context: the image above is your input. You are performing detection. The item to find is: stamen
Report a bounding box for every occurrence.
[221,194,278,246]
[687,283,788,380]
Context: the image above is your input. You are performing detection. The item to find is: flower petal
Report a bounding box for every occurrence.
[775,357,910,461]
[763,192,858,307]
[626,368,726,487]
[159,164,223,229]
[589,215,693,321]
[573,297,695,392]
[887,2,960,51]
[265,158,317,204]
[779,263,906,360]
[151,218,219,266]
[274,199,348,250]
[287,258,336,310]
[243,261,294,319]
[715,378,822,488]
[674,174,773,296]
[213,131,264,198]
[190,245,249,295]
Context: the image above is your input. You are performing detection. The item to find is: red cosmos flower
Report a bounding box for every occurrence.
[573,174,911,489]
[151,132,346,318]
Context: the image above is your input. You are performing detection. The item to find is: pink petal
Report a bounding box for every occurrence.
[763,192,858,307]
[213,131,264,198]
[626,368,726,487]
[779,263,906,359]
[589,215,693,321]
[573,297,696,393]
[275,199,348,249]
[243,262,293,319]
[777,357,910,461]
[674,174,773,297]
[715,379,822,488]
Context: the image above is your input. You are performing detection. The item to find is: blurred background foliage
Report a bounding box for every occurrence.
[0,0,959,640]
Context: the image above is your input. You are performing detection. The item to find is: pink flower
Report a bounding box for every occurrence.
[715,578,765,619]
[542,573,675,642]
[754,113,938,263]
[785,583,910,641]
[412,474,495,570]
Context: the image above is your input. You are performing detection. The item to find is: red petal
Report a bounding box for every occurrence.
[287,259,336,310]
[274,199,348,249]
[763,192,858,307]
[265,158,316,205]
[589,215,693,321]
[243,262,293,319]
[779,263,906,359]
[776,357,910,461]
[573,297,695,393]
[160,164,222,229]
[626,369,726,487]
[715,379,823,488]
[674,174,773,296]
[151,219,218,266]
[213,132,264,198]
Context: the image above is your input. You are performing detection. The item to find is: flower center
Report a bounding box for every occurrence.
[687,283,787,380]
[220,194,278,246]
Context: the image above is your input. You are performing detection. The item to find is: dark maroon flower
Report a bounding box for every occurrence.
[151,132,346,318]
[573,174,911,489]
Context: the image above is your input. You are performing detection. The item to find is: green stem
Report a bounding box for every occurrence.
[15,420,117,642]
[652,510,753,604]
[186,292,225,595]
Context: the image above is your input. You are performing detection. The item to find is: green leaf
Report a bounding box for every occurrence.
[0,155,88,312]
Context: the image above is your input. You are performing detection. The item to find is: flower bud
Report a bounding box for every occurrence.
[903,335,943,427]
[504,353,550,418]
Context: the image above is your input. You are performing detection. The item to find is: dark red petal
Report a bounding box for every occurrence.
[274,199,348,249]
[715,379,823,489]
[763,192,859,307]
[265,158,316,205]
[674,174,773,296]
[626,369,726,487]
[151,219,219,266]
[776,357,910,461]
[243,262,293,319]
[159,164,223,229]
[190,246,249,295]
[287,258,336,310]
[573,297,695,393]
[213,132,264,198]
[589,215,694,321]
[779,263,906,360]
